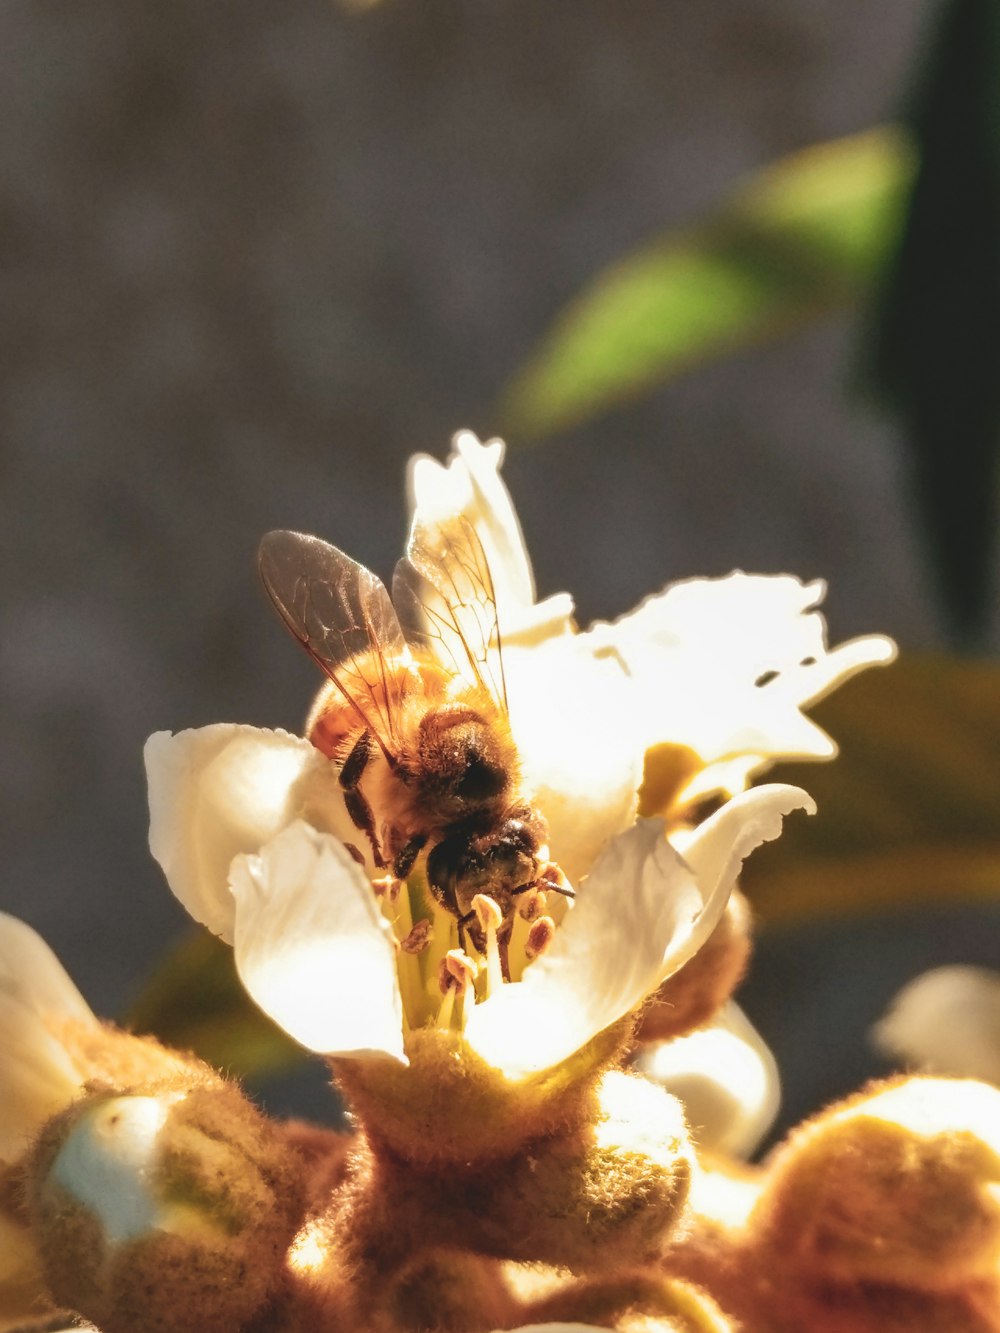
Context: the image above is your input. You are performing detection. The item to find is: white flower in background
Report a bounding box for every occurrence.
[636,1001,780,1158]
[0,914,97,1167]
[0,914,99,1319]
[144,428,895,1083]
[874,966,1000,1085]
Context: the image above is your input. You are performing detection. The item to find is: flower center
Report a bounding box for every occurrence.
[372,869,565,1038]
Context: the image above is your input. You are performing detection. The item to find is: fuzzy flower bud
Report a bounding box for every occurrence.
[752,1076,1000,1291]
[28,1082,305,1333]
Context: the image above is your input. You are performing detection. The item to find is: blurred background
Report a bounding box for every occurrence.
[2,0,998,1136]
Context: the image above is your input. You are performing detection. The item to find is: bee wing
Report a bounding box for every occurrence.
[392,514,508,711]
[258,529,411,757]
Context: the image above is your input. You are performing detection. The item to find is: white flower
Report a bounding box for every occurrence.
[144,427,900,1081]
[0,913,97,1165]
[409,432,895,877]
[148,728,813,1077]
[874,966,1000,1085]
[0,915,99,1322]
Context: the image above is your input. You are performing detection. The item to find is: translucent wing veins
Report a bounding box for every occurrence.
[258,530,409,756]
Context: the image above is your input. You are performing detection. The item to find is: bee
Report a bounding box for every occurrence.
[258,514,566,964]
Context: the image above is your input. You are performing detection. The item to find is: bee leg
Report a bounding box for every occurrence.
[392,833,427,881]
[339,730,387,868]
[456,908,476,956]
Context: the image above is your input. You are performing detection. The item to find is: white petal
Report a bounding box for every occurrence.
[592,572,896,797]
[465,819,687,1077]
[0,913,95,1026]
[637,1002,780,1158]
[0,998,88,1164]
[230,822,406,1064]
[466,785,812,1078]
[0,916,96,1163]
[873,966,1000,1084]
[504,636,642,884]
[407,431,575,644]
[145,725,336,941]
[675,784,816,936]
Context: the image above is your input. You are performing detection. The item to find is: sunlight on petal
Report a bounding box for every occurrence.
[231,822,407,1064]
[504,636,642,884]
[146,725,328,941]
[407,430,575,644]
[0,916,96,1164]
[0,999,88,1164]
[588,573,895,802]
[467,786,812,1079]
[638,1002,780,1158]
[0,914,95,1026]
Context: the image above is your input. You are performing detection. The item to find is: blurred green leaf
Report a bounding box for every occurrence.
[745,655,1000,922]
[501,127,914,440]
[869,0,1000,645]
[128,930,306,1079]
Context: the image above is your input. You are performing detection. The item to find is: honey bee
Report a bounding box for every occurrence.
[258,515,566,963]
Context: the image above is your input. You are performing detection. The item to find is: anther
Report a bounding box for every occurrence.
[399,920,434,954]
[436,949,477,1029]
[473,894,503,934]
[525,915,556,960]
[516,888,548,922]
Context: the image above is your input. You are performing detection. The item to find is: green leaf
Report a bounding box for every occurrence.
[501,127,914,440]
[744,655,1000,923]
[127,929,306,1080]
[868,0,1000,644]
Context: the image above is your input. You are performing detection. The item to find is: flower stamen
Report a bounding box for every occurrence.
[524,915,556,961]
[473,894,504,997]
[436,949,477,1029]
[399,920,434,954]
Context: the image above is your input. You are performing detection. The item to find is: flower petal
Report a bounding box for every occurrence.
[503,636,641,884]
[145,724,344,941]
[0,916,96,1163]
[465,785,812,1078]
[637,1001,780,1158]
[0,914,94,1027]
[230,822,406,1064]
[674,783,816,941]
[873,966,1000,1084]
[591,572,895,801]
[407,430,575,645]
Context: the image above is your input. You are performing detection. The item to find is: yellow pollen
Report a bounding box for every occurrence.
[399,920,434,954]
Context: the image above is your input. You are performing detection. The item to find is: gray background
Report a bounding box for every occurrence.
[3,0,986,1126]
